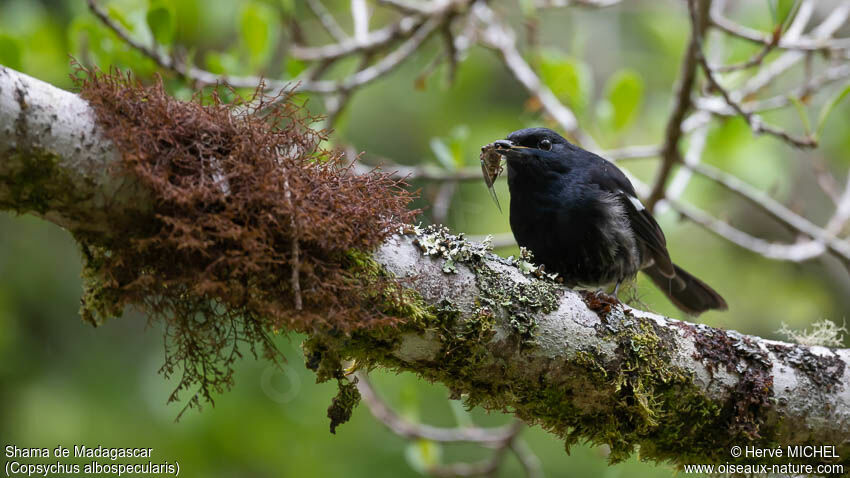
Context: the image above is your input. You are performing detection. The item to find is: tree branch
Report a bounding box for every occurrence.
[305,0,349,43]
[647,0,711,210]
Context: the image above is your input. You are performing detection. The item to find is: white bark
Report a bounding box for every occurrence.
[0,66,149,236]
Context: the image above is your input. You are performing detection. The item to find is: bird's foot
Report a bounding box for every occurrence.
[610,279,624,299]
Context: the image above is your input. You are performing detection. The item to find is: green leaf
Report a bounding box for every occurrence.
[537,50,593,118]
[108,4,135,32]
[146,2,175,46]
[240,2,271,63]
[816,83,850,137]
[518,0,537,17]
[788,95,811,136]
[404,439,442,474]
[398,382,421,422]
[0,35,22,71]
[448,400,473,428]
[279,0,295,17]
[769,0,799,28]
[429,126,470,170]
[205,51,239,74]
[601,69,643,131]
[285,57,307,78]
[447,125,469,168]
[430,138,455,171]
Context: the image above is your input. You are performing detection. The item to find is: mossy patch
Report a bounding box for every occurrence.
[299,228,810,467]
[327,377,361,434]
[322,228,758,465]
[0,148,90,216]
[69,65,417,415]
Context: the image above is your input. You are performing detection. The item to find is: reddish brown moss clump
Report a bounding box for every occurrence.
[72,65,416,414]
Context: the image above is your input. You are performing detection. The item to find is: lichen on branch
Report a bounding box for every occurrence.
[71,64,417,414]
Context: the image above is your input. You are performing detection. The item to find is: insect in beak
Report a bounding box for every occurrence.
[480,142,507,212]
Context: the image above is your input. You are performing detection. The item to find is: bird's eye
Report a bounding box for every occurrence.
[538,138,552,151]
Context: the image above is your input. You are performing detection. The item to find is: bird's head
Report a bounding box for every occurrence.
[492,127,572,165]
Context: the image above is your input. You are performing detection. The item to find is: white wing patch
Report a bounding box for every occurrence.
[628,195,646,211]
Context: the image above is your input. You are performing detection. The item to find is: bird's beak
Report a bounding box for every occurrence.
[492,140,534,161]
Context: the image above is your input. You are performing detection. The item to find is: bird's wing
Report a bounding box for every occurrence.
[621,195,675,277]
[590,159,675,277]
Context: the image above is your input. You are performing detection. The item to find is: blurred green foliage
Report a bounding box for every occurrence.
[1,0,849,477]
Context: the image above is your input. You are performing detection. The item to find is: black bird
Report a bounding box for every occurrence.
[492,127,727,315]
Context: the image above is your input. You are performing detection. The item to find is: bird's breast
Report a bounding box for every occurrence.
[507,184,641,286]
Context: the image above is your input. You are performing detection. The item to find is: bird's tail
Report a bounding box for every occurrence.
[643,263,727,315]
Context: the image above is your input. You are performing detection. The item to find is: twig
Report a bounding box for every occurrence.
[811,156,843,207]
[441,19,459,84]
[307,16,445,94]
[826,174,850,235]
[691,64,850,118]
[666,198,836,263]
[291,16,425,61]
[728,3,849,99]
[353,372,519,443]
[711,7,850,52]
[351,0,371,43]
[535,0,622,8]
[87,0,445,96]
[647,0,711,210]
[353,161,484,182]
[427,445,513,478]
[711,32,779,73]
[689,0,817,148]
[683,0,847,134]
[654,121,708,215]
[432,181,459,225]
[87,0,295,90]
[352,370,532,477]
[605,144,662,161]
[510,438,543,478]
[475,2,595,149]
[378,0,433,15]
[350,141,658,186]
[306,0,349,42]
[283,178,302,311]
[687,162,850,260]
[630,164,846,265]
[323,52,375,128]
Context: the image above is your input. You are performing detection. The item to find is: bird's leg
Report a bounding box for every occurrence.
[612,279,623,298]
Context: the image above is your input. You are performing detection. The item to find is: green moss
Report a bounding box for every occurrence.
[421,301,498,397]
[344,248,433,327]
[327,378,361,434]
[76,240,126,327]
[344,249,383,278]
[1,150,130,329]
[0,149,90,215]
